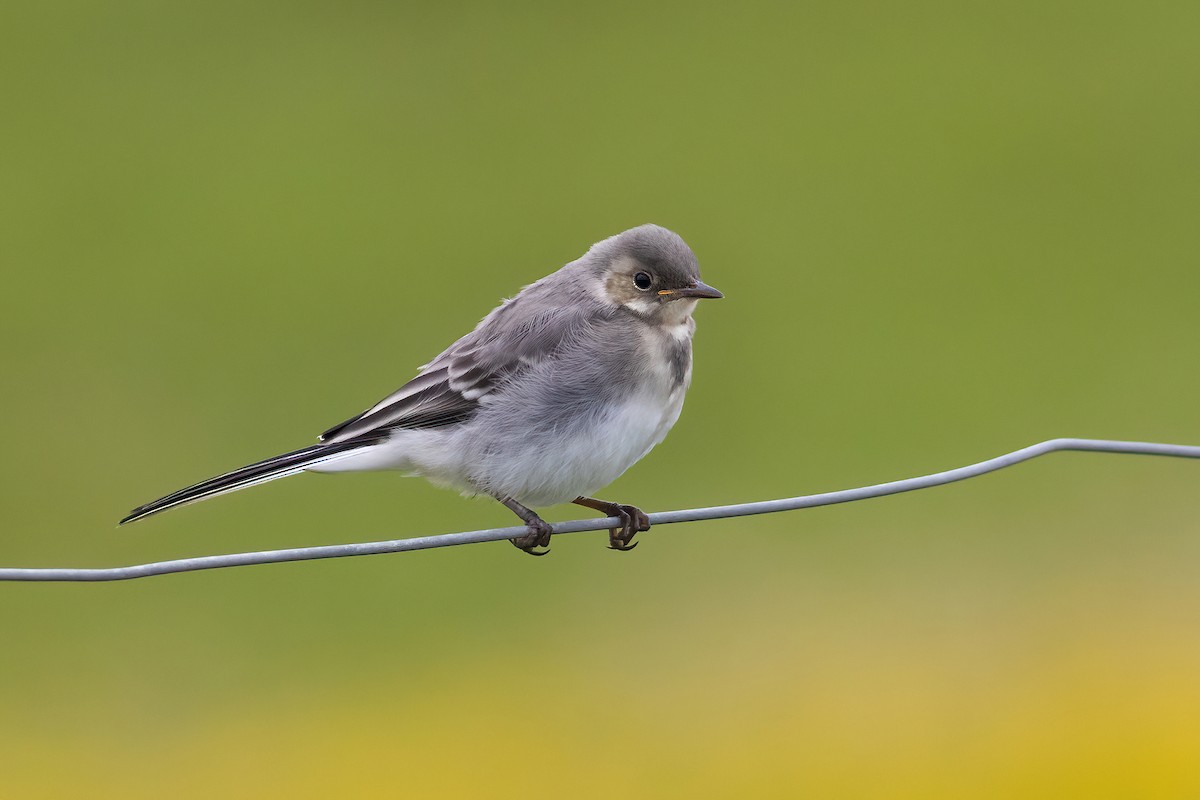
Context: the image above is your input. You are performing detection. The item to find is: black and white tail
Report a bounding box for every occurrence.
[119,436,382,525]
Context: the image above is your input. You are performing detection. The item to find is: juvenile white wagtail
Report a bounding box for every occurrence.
[121,224,722,555]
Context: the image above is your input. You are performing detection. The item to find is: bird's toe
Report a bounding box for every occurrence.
[510,519,553,556]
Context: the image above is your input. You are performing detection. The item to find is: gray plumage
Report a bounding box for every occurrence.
[121,224,722,553]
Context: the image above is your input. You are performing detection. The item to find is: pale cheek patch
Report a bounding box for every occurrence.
[600,257,640,305]
[622,297,659,316]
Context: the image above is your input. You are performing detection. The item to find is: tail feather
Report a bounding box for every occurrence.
[119,436,382,525]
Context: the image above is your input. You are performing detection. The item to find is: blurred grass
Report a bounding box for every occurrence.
[2,0,1200,797]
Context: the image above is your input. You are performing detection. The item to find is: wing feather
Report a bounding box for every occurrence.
[319,292,596,444]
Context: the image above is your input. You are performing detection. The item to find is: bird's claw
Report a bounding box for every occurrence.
[607,505,651,553]
[510,519,553,557]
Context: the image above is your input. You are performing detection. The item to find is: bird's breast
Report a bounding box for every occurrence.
[500,380,687,506]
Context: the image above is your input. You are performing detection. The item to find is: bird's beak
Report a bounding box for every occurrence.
[659,280,724,300]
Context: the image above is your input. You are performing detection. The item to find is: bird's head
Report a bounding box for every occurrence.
[590,224,723,323]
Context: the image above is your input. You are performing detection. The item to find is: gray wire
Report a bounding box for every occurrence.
[2,438,1197,582]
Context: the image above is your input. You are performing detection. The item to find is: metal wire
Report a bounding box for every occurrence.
[2,438,1197,582]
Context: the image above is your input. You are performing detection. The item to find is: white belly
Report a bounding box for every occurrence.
[508,385,688,506]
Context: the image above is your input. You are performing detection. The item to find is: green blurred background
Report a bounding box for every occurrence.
[2,1,1199,796]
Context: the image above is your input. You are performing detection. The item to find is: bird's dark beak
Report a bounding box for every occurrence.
[659,280,724,300]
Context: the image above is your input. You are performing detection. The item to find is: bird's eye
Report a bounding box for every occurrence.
[633,272,653,291]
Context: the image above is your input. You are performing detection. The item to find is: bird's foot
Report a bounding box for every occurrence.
[509,517,553,557]
[607,504,650,551]
[497,496,554,556]
[572,497,650,552]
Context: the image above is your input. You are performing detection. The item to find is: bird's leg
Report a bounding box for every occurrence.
[498,496,554,556]
[572,496,651,552]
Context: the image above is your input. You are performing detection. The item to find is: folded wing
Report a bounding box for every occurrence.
[319,293,596,444]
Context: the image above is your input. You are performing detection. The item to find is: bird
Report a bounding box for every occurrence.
[120,224,722,555]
